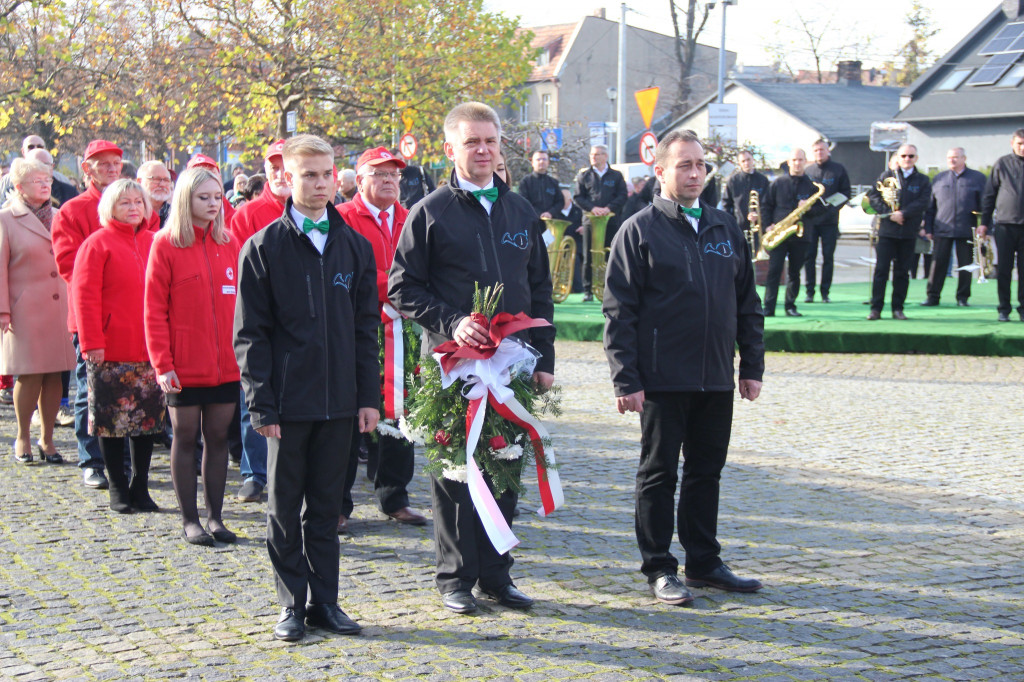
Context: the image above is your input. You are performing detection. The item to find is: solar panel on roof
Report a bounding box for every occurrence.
[967,51,1024,85]
[979,22,1024,55]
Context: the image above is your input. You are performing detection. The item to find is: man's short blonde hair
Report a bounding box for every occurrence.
[282,135,334,162]
[443,102,501,143]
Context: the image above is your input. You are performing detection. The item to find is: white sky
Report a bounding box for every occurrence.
[484,0,999,70]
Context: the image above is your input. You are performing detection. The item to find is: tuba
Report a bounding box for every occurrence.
[756,182,825,260]
[586,211,614,302]
[544,218,578,303]
[747,189,763,262]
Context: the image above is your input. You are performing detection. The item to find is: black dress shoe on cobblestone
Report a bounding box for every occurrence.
[482,584,533,609]
[274,607,305,641]
[306,603,361,635]
[650,574,694,605]
[441,590,477,614]
[685,564,762,592]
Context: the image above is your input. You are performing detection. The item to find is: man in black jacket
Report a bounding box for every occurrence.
[922,147,987,307]
[804,140,851,303]
[399,163,435,209]
[980,129,1024,322]
[573,145,628,301]
[603,129,765,606]
[389,102,555,616]
[517,150,562,218]
[721,150,769,253]
[761,148,825,317]
[234,135,380,642]
[866,144,932,320]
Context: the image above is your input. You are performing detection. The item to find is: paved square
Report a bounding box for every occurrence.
[1,341,1022,680]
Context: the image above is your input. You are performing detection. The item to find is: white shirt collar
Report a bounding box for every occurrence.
[901,167,914,179]
[593,165,608,178]
[457,174,495,214]
[362,197,393,226]
[290,204,329,254]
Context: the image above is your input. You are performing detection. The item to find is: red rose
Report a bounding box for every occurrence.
[413,364,421,375]
[469,312,490,330]
[434,429,452,446]
[489,435,507,450]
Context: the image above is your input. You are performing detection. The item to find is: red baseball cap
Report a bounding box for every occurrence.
[187,154,219,171]
[83,140,123,161]
[356,146,406,171]
[265,139,286,161]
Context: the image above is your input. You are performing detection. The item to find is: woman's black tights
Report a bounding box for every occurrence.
[169,403,236,537]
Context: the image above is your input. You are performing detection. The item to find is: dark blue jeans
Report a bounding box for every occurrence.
[238,387,267,486]
[72,333,103,470]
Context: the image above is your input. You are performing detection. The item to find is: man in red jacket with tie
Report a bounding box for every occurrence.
[229,140,289,245]
[337,147,427,531]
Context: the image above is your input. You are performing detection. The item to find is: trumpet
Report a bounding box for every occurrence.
[747,190,763,262]
[756,182,825,260]
[543,218,578,303]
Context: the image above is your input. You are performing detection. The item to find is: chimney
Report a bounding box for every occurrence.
[594,7,606,19]
[837,60,863,87]
[1003,0,1024,19]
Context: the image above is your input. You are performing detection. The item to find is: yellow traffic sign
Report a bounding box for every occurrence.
[635,87,659,130]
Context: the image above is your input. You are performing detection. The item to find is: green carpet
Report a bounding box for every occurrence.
[551,280,1024,356]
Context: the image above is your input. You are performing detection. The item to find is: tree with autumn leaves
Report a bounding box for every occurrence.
[1,0,535,164]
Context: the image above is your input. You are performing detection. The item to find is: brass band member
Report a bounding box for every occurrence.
[980,129,1024,322]
[573,145,628,302]
[921,147,986,307]
[760,149,825,317]
[804,139,851,303]
[865,144,931,320]
[721,150,769,253]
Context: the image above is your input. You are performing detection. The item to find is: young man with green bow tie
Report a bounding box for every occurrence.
[234,135,380,642]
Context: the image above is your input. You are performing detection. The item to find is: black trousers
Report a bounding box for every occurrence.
[871,236,916,313]
[763,240,808,314]
[266,418,353,609]
[926,237,973,303]
[636,391,733,579]
[994,223,1024,315]
[341,429,414,516]
[431,473,517,594]
[804,222,838,297]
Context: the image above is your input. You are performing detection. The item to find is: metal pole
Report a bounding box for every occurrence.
[717,2,728,103]
[616,2,627,165]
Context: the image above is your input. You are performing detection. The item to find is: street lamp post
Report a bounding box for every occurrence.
[606,86,617,156]
[708,0,736,104]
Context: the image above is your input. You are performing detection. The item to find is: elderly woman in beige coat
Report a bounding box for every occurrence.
[0,158,77,464]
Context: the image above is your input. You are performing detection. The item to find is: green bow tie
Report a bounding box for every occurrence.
[679,205,702,220]
[302,217,329,234]
[471,187,499,203]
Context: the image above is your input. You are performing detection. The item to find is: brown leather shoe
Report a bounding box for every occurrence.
[337,515,348,534]
[387,507,427,526]
[866,310,881,320]
[892,310,908,320]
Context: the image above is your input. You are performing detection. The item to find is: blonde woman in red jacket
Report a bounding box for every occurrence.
[145,167,241,547]
[72,180,165,513]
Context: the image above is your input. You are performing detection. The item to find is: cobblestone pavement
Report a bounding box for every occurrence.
[1,342,1023,681]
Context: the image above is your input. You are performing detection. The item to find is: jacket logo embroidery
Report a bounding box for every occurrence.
[501,231,530,250]
[226,267,234,281]
[703,240,734,258]
[333,272,353,289]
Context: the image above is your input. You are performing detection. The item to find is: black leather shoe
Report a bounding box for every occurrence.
[804,295,813,303]
[867,310,881,320]
[892,310,908,320]
[821,294,831,303]
[581,292,594,302]
[441,590,477,614]
[785,309,802,317]
[182,529,215,547]
[305,603,361,635]
[957,300,969,307]
[685,564,763,593]
[764,310,775,317]
[650,574,694,605]
[274,607,306,641]
[919,299,939,307]
[998,312,1010,322]
[481,584,534,609]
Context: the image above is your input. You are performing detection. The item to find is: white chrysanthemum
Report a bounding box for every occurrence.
[376,419,404,440]
[441,464,467,482]
[398,416,426,445]
[490,444,523,460]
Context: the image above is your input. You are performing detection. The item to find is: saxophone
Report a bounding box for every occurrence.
[747,189,763,262]
[543,218,578,303]
[756,181,825,259]
[586,212,614,302]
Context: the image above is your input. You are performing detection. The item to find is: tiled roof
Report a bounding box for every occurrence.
[518,22,577,82]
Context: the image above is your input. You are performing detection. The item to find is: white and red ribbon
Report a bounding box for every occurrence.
[381,303,403,420]
[435,337,563,554]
